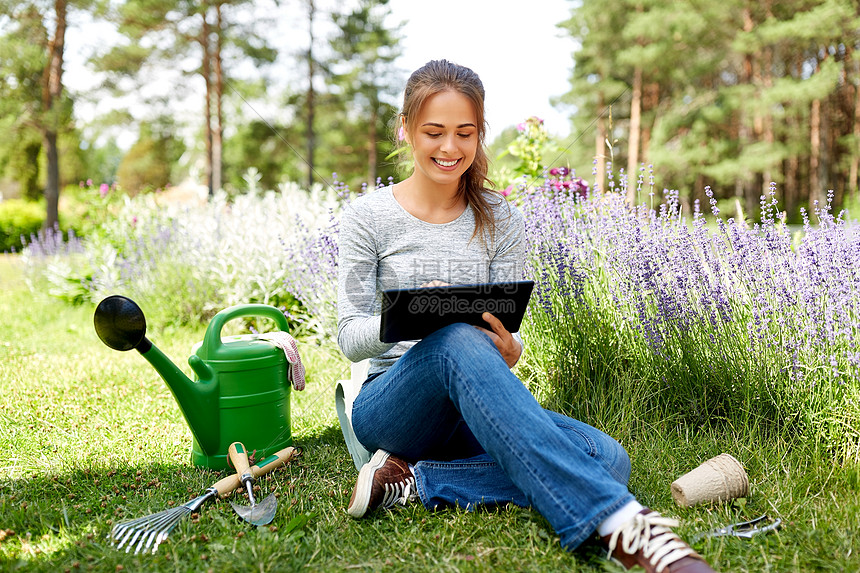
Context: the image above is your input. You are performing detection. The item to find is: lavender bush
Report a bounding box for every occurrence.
[518,179,859,463]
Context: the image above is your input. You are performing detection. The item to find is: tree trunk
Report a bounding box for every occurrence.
[212,3,223,195]
[761,2,775,201]
[810,97,821,212]
[626,66,642,204]
[824,93,837,209]
[306,0,316,189]
[594,93,606,193]
[201,11,214,196]
[786,153,799,221]
[641,81,659,167]
[41,0,67,231]
[762,44,774,194]
[43,131,60,229]
[850,59,860,200]
[791,55,809,216]
[368,99,378,187]
[741,5,755,218]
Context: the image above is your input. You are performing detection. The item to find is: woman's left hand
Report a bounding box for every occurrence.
[475,312,522,368]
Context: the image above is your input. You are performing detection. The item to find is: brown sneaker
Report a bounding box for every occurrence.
[347,449,417,518]
[601,508,716,573]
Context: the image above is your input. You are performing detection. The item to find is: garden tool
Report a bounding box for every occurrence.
[692,514,782,542]
[228,441,279,526]
[109,446,297,554]
[94,295,299,469]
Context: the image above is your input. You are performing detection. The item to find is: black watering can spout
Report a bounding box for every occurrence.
[94,295,220,457]
[94,295,151,353]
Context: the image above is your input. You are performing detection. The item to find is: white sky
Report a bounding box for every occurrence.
[65,0,577,148]
[388,0,576,139]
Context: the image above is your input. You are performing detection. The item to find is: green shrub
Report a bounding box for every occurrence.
[58,181,129,240]
[0,199,44,252]
[115,122,185,195]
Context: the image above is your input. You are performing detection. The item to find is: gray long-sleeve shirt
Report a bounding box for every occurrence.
[336,185,526,375]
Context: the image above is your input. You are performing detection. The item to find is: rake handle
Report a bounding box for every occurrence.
[212,446,297,497]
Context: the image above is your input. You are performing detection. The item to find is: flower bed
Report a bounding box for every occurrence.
[21,175,860,461]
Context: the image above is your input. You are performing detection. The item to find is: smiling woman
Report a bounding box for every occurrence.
[335,59,716,573]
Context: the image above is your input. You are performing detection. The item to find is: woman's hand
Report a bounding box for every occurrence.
[475,312,522,368]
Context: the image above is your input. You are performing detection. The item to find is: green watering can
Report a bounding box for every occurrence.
[93,295,293,469]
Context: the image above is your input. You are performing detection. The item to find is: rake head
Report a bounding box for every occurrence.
[109,493,208,554]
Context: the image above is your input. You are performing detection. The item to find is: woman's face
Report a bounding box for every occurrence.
[405,89,479,191]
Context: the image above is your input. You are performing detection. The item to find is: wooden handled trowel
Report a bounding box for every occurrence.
[228,442,279,526]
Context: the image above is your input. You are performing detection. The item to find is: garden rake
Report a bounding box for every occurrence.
[109,446,297,554]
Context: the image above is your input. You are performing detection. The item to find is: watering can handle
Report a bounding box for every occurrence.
[211,446,298,497]
[202,304,290,358]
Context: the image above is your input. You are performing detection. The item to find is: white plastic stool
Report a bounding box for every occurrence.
[335,359,372,470]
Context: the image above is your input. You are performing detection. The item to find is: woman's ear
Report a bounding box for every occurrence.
[400,116,410,145]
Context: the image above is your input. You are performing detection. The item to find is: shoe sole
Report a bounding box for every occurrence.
[347,449,390,518]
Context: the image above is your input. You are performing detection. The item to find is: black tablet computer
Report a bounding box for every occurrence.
[379,280,535,343]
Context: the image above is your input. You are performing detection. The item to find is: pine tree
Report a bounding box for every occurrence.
[0,0,88,228]
[327,0,403,188]
[558,0,860,218]
[92,0,277,196]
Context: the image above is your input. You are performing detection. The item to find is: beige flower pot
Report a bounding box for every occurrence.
[671,453,750,507]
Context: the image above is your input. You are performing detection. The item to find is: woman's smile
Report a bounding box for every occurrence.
[433,157,462,169]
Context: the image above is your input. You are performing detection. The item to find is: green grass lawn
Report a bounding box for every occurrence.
[1,254,858,572]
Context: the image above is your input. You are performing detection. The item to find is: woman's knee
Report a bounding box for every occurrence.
[591,429,630,484]
[607,439,631,485]
[417,323,497,365]
[549,412,632,485]
[425,322,490,347]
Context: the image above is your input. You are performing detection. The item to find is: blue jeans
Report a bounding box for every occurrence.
[351,323,635,550]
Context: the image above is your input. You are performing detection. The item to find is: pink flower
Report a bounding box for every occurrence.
[398,126,406,141]
[517,123,526,132]
[501,185,513,197]
[86,179,93,187]
[99,183,109,197]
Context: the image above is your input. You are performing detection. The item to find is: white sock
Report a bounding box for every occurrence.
[597,500,645,537]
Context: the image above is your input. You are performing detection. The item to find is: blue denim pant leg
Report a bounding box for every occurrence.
[351,323,635,550]
[412,409,632,511]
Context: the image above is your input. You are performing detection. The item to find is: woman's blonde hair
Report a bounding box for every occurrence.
[399,59,504,243]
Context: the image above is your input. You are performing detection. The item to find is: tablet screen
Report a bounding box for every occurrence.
[379,281,534,343]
